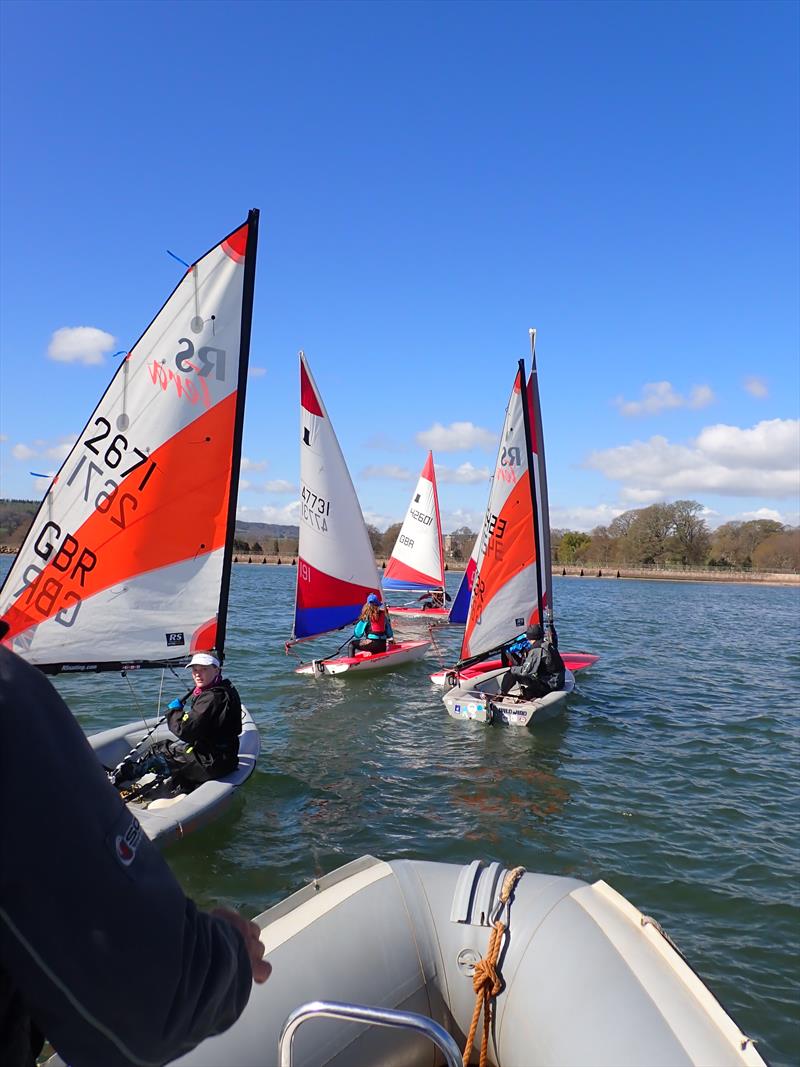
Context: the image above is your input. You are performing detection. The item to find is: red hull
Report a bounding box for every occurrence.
[430,651,599,685]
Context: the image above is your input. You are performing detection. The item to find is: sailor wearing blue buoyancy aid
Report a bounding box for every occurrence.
[349,593,394,656]
[0,640,269,1067]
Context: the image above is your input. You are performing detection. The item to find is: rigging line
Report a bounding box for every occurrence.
[427,623,448,667]
[123,672,148,730]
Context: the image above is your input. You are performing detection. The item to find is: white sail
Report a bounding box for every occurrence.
[0,213,259,672]
[293,353,381,640]
[383,451,445,592]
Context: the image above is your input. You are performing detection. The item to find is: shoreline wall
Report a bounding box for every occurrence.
[228,554,799,587]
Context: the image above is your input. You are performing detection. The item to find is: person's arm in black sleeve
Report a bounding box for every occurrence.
[0,647,256,1067]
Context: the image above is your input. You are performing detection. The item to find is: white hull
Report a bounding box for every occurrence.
[88,707,260,846]
[442,667,575,726]
[295,640,430,675]
[169,855,764,1067]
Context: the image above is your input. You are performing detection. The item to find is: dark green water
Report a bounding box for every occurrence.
[17,563,800,1065]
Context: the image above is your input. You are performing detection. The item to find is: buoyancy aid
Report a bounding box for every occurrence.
[367,609,387,639]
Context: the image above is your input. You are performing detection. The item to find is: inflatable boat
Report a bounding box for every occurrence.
[172,855,765,1066]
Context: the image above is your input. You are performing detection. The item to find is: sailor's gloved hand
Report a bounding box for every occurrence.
[166,698,183,711]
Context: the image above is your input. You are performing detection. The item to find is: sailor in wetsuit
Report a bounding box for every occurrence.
[498,624,566,699]
[112,652,242,791]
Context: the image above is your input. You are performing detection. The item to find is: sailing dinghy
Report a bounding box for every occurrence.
[287,353,430,675]
[164,854,764,1067]
[383,451,451,624]
[442,332,595,727]
[0,211,262,844]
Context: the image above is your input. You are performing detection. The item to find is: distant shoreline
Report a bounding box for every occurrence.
[0,546,795,587]
[227,554,799,588]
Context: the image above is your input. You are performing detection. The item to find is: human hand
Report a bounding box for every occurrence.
[210,906,272,984]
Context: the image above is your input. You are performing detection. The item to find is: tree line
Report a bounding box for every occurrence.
[553,502,799,571]
[231,503,799,572]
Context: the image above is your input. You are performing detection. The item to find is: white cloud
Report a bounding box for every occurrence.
[440,507,484,534]
[12,443,37,460]
[47,326,116,365]
[248,367,267,378]
[44,436,77,461]
[362,508,397,530]
[360,465,414,480]
[619,487,665,504]
[239,479,251,491]
[738,507,784,522]
[0,433,7,442]
[585,418,800,498]
[744,376,768,398]
[31,473,55,493]
[435,462,491,485]
[549,503,626,532]
[240,457,267,472]
[236,501,300,525]
[416,421,498,452]
[262,479,296,494]
[614,380,715,416]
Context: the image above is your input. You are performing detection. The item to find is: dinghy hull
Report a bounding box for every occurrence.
[431,650,599,686]
[389,605,451,624]
[442,667,575,726]
[295,640,430,675]
[169,855,765,1067]
[88,707,260,846]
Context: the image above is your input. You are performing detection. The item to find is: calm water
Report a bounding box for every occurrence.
[9,561,800,1065]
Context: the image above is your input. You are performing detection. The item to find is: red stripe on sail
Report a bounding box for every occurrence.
[421,451,435,482]
[300,360,324,417]
[221,223,248,263]
[384,557,440,587]
[1,394,239,644]
[296,557,375,611]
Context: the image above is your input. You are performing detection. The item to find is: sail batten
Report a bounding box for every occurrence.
[0,211,260,673]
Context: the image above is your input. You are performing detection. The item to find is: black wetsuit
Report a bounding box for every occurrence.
[499,632,566,698]
[155,677,242,787]
[0,646,252,1067]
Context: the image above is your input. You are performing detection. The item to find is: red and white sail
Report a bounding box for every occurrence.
[459,346,549,662]
[383,452,445,593]
[0,212,259,672]
[292,353,381,640]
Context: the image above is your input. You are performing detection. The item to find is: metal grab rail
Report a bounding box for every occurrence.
[278,999,463,1067]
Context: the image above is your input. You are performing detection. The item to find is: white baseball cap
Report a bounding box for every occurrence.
[186,652,220,669]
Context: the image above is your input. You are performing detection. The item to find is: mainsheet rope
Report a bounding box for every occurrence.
[461,865,526,1067]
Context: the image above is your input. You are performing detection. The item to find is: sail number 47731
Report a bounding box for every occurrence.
[301,484,330,532]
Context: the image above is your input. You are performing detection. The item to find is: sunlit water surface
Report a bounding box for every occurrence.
[6,560,798,1064]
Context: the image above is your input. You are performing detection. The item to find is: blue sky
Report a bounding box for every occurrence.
[1,0,798,533]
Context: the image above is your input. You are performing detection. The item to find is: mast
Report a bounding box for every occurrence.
[429,451,446,594]
[518,353,545,625]
[528,327,553,623]
[216,208,260,662]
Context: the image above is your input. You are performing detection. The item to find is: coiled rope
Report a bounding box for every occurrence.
[462,866,526,1067]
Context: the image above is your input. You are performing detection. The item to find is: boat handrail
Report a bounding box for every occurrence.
[278,998,462,1067]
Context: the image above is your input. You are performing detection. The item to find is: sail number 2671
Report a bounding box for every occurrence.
[301,484,330,532]
[66,417,156,529]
